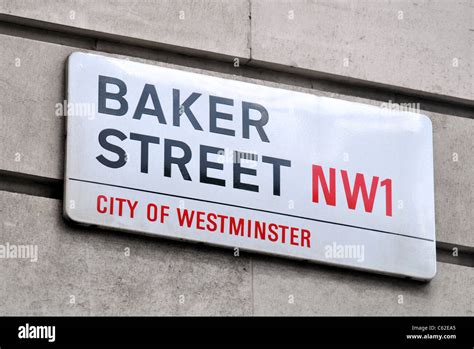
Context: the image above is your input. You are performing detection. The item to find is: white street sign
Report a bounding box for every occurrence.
[65,52,436,280]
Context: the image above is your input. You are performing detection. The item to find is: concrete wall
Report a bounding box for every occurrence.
[0,0,472,315]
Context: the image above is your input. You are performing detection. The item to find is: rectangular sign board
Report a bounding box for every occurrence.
[65,52,436,280]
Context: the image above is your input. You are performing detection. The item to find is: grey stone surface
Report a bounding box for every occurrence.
[250,0,473,101]
[0,34,472,249]
[430,112,474,247]
[0,34,69,180]
[0,1,472,318]
[252,256,473,316]
[0,190,472,315]
[0,0,250,60]
[2,0,472,101]
[0,191,252,315]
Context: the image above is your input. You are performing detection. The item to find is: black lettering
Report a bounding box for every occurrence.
[173,89,203,130]
[96,128,127,168]
[233,151,259,192]
[133,84,166,124]
[262,156,291,196]
[129,133,160,173]
[98,76,128,116]
[209,95,235,137]
[164,139,192,181]
[242,101,270,143]
[200,145,225,186]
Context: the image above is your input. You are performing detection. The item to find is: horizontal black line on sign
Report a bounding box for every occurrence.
[69,177,434,243]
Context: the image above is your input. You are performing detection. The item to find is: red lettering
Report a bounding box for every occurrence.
[341,170,379,213]
[160,205,170,223]
[268,223,278,242]
[127,200,138,218]
[381,178,393,217]
[255,221,266,240]
[196,211,206,230]
[301,229,311,248]
[97,195,107,214]
[177,208,195,227]
[290,227,299,246]
[206,213,218,232]
[312,165,336,206]
[229,217,244,236]
[147,203,158,222]
[217,214,228,233]
[115,197,126,216]
[279,224,288,244]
